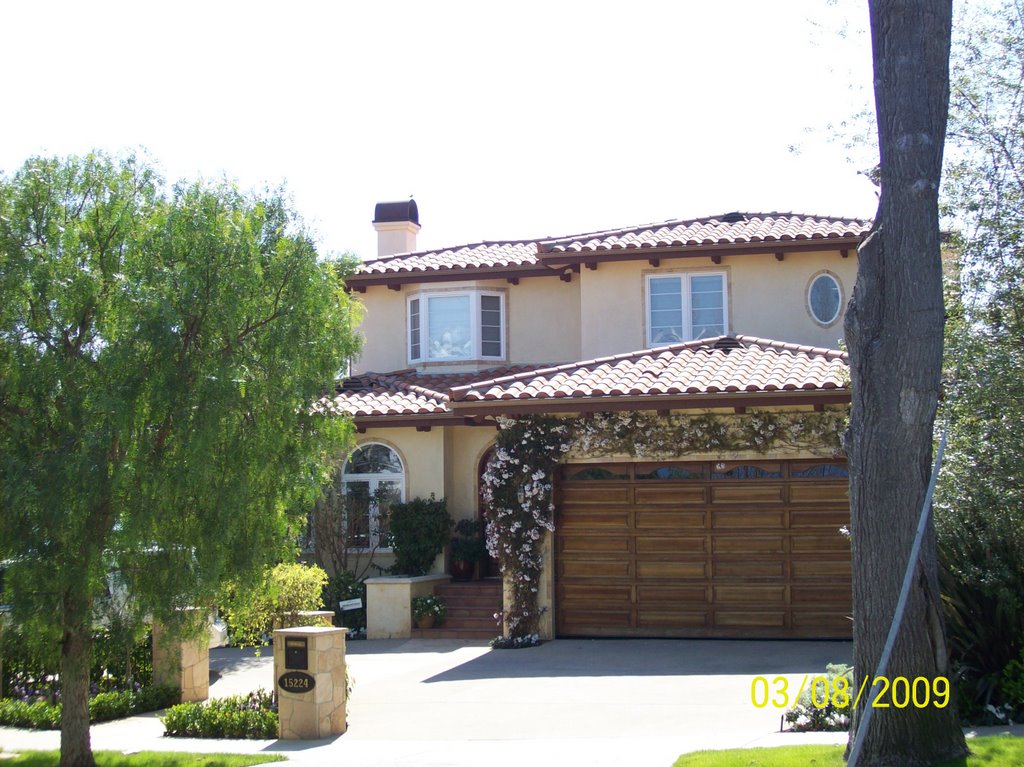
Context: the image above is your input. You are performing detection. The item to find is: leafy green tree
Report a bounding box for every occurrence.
[0,152,361,767]
[934,0,1024,718]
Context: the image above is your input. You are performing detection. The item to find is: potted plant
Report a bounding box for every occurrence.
[411,594,447,629]
[449,518,488,581]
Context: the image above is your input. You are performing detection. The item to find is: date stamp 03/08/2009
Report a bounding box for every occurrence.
[750,675,951,710]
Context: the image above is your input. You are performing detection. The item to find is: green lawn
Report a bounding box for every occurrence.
[672,736,1024,767]
[0,752,285,767]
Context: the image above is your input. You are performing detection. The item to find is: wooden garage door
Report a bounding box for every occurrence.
[555,460,851,638]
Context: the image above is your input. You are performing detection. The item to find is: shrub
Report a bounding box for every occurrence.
[387,495,452,576]
[0,698,61,729]
[784,664,853,732]
[0,685,179,729]
[323,570,366,630]
[220,562,329,647]
[450,518,487,563]
[161,690,278,739]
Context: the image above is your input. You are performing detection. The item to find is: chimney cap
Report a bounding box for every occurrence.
[373,199,419,226]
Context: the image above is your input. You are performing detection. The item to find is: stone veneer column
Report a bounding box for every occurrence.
[273,626,347,739]
[152,622,209,703]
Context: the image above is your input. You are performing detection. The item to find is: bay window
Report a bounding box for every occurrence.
[408,290,505,363]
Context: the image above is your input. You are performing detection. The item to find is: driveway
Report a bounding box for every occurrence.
[2,638,854,766]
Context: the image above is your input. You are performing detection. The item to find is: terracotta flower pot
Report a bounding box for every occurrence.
[416,614,436,629]
[450,559,475,581]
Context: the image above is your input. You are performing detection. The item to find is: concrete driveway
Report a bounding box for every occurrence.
[2,638,855,766]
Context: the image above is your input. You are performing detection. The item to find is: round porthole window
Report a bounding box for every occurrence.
[808,273,842,326]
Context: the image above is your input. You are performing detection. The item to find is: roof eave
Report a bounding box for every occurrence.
[537,238,863,268]
[345,264,560,291]
[447,390,851,417]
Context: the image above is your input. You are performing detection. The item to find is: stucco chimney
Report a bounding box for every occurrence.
[372,199,420,258]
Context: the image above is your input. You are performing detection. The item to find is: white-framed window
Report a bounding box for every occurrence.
[645,272,727,346]
[408,290,505,363]
[807,272,843,326]
[341,443,405,550]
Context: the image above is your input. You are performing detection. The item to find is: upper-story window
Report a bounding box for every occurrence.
[408,290,505,362]
[646,272,727,346]
[807,272,843,326]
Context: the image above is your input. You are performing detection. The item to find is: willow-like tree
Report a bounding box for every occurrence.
[844,2,967,765]
[0,153,361,767]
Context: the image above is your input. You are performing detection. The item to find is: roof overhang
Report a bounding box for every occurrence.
[447,390,850,418]
[537,238,862,269]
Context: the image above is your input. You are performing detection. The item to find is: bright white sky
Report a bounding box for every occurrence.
[0,1,878,261]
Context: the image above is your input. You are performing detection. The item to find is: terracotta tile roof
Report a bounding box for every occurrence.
[538,212,871,255]
[350,213,870,280]
[322,337,848,421]
[357,241,541,276]
[323,367,542,418]
[448,336,848,403]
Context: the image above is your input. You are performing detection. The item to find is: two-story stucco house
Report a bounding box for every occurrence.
[330,199,870,641]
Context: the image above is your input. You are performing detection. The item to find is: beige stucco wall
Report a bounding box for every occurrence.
[729,251,856,349]
[350,287,407,374]
[578,250,858,359]
[352,276,580,374]
[444,425,497,522]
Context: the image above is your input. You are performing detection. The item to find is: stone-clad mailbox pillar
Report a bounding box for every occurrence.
[152,621,209,703]
[273,626,347,739]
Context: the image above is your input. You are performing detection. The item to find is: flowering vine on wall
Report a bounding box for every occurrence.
[481,408,847,641]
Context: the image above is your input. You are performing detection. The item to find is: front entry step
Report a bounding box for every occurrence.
[411,579,502,640]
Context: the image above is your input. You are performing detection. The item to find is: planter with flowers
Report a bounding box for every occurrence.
[411,595,447,629]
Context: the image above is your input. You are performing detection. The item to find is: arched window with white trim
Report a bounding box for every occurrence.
[341,443,405,549]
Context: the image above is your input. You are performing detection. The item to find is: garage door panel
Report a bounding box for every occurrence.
[711,485,785,504]
[561,487,631,504]
[714,585,787,604]
[636,585,709,604]
[634,486,707,505]
[560,584,632,603]
[791,611,853,634]
[559,536,631,554]
[636,561,706,579]
[713,536,786,554]
[712,510,786,528]
[714,611,787,628]
[560,560,632,578]
[558,608,633,630]
[791,509,850,528]
[791,586,852,605]
[559,510,630,531]
[556,461,850,639]
[791,560,850,579]
[790,484,849,503]
[713,559,787,578]
[634,535,705,553]
[634,511,706,528]
[638,611,709,629]
[791,533,850,552]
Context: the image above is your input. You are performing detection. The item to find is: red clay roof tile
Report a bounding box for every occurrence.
[351,213,870,280]
[447,336,848,403]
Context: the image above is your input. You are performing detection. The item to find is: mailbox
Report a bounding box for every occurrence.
[284,637,308,670]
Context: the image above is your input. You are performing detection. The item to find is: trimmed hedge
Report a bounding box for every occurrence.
[161,690,277,739]
[0,685,179,729]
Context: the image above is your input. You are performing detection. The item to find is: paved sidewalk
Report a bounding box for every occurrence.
[1,638,1018,766]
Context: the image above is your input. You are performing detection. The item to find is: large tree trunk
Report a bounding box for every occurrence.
[844,2,967,765]
[59,586,95,767]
